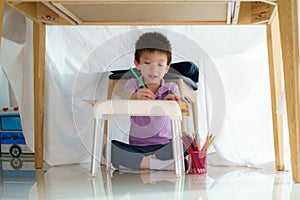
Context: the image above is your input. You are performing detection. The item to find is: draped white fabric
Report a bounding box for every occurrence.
[1,6,291,169]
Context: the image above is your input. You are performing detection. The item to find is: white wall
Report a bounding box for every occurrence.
[0,66,10,107]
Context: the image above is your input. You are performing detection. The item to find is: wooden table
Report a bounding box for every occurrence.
[1,0,299,183]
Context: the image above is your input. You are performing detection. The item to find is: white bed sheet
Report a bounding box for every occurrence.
[0,6,290,169]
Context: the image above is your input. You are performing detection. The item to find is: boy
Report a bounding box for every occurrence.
[111,32,188,171]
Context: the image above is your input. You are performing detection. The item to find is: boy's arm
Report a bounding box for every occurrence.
[122,88,135,99]
[121,78,138,99]
[121,79,155,100]
[123,88,155,100]
[163,82,186,102]
[131,88,155,100]
[164,94,181,101]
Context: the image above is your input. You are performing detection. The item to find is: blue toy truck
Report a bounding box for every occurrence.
[0,107,33,157]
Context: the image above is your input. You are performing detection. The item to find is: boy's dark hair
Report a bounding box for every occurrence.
[134,32,172,65]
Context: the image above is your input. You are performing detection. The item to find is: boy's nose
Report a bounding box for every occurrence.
[149,63,159,71]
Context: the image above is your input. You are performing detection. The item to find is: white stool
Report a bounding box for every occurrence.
[91,100,185,176]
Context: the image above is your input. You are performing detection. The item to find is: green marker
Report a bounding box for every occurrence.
[129,68,147,88]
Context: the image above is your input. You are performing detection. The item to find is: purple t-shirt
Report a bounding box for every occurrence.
[125,77,180,146]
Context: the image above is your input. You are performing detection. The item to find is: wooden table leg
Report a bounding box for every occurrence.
[35,169,46,200]
[33,22,46,169]
[278,0,300,183]
[266,12,284,171]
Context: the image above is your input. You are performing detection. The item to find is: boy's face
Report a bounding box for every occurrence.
[135,51,170,85]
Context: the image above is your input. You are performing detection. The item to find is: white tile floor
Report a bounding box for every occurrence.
[1,155,300,200]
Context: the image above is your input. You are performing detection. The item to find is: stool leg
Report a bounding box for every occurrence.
[176,120,185,174]
[171,120,185,175]
[171,120,179,174]
[105,119,111,171]
[91,118,101,176]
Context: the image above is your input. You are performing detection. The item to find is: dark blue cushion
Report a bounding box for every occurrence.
[170,61,199,83]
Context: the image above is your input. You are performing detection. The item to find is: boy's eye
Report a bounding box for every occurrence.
[142,62,166,67]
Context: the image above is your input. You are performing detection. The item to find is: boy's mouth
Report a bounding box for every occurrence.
[148,75,158,79]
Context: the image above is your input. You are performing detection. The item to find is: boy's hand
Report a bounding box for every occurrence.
[164,94,186,102]
[131,88,155,100]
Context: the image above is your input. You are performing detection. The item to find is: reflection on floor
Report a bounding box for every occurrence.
[1,155,300,200]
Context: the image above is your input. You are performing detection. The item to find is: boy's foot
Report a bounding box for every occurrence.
[149,158,188,172]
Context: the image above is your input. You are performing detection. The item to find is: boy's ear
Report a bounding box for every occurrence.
[165,64,171,73]
[134,60,141,70]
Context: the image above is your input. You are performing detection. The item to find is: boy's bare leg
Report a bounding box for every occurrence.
[140,156,150,169]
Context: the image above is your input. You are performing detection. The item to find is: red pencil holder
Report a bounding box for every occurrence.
[187,151,207,175]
